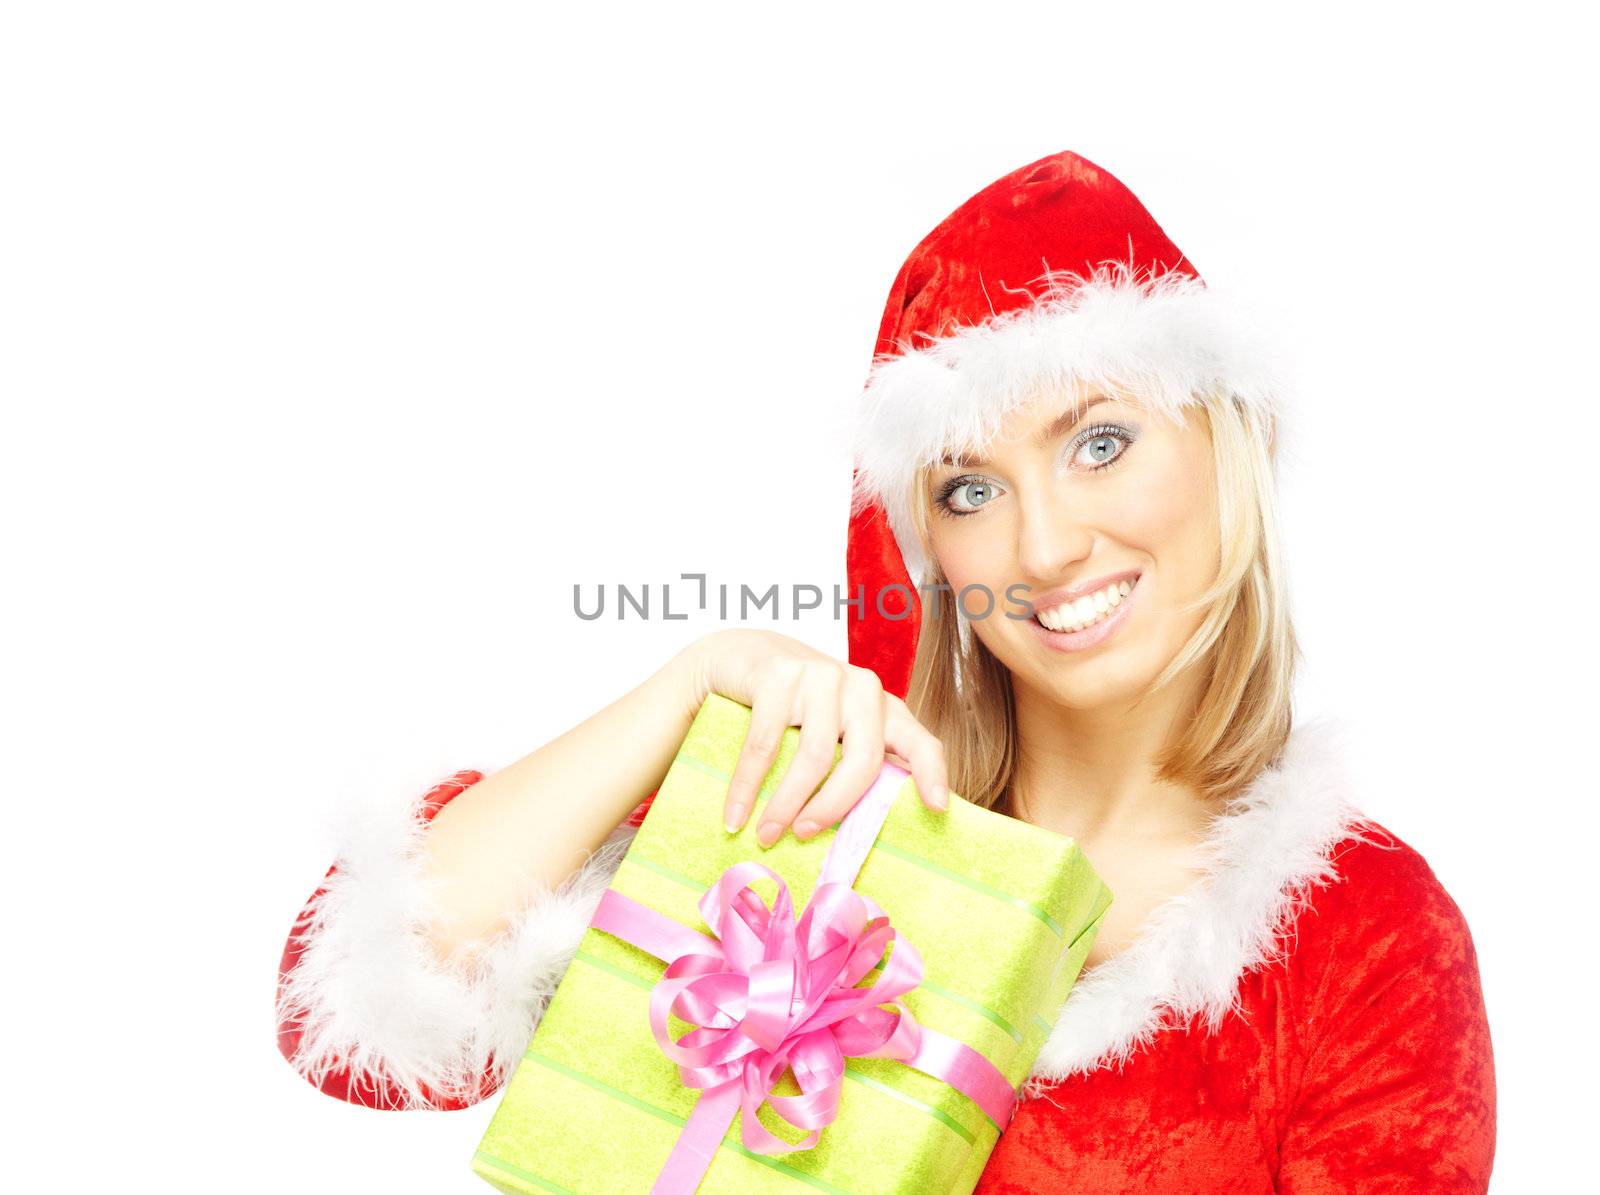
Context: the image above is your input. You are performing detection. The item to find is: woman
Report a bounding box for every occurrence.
[276,151,1497,1191]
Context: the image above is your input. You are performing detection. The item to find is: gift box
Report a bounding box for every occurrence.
[472,692,1112,1195]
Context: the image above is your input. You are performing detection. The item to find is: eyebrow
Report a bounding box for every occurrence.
[939,395,1113,468]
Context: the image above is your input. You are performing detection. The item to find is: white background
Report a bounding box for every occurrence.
[4,2,1592,1191]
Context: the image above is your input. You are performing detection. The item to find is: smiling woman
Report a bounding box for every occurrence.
[275,148,1496,1194]
[895,378,1289,816]
[840,152,1495,1190]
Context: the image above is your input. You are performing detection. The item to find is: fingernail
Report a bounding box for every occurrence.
[725,804,746,833]
[794,819,819,839]
[930,785,948,811]
[757,821,781,847]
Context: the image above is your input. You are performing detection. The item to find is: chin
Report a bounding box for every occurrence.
[1011,638,1167,710]
[1042,672,1154,713]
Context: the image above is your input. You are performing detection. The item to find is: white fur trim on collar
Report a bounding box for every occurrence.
[847,263,1286,587]
[1025,714,1378,1089]
[276,782,638,1110]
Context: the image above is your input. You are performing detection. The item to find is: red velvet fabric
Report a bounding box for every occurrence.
[977,828,1496,1193]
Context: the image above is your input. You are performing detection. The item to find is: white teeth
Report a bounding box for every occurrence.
[1035,577,1138,633]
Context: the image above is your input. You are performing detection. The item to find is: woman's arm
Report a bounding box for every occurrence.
[420,626,954,966]
[419,640,707,964]
[275,641,709,1112]
[275,629,948,1111]
[1276,838,1497,1192]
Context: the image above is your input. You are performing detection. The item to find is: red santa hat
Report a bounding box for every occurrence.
[845,150,1285,697]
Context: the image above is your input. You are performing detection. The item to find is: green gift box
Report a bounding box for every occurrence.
[472,693,1112,1195]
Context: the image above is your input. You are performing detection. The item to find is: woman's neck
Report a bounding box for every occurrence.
[1007,672,1221,850]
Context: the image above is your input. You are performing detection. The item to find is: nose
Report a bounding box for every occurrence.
[1015,484,1093,583]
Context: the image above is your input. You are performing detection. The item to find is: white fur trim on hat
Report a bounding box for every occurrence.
[848,262,1287,587]
[1025,714,1383,1088]
[276,782,636,1109]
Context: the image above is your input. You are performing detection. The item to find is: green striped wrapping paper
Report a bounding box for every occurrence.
[472,693,1112,1195]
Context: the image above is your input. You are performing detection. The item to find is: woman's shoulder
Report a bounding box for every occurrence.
[1243,716,1482,984]
[1280,815,1487,1042]
[1294,817,1476,950]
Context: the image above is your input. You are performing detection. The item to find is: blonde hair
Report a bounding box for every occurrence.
[902,389,1299,811]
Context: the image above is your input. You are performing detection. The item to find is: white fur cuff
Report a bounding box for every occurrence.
[277,782,636,1110]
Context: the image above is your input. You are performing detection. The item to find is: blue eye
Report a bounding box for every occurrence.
[935,477,1005,518]
[1072,424,1135,470]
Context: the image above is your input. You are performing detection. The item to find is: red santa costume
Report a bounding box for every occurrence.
[276,151,1497,1192]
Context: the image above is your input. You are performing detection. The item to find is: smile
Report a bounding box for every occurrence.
[1029,576,1141,653]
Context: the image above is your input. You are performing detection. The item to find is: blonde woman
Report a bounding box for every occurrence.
[276,151,1496,1192]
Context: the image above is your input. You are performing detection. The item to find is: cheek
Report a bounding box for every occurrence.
[1111,470,1204,545]
[928,523,1005,591]
[1123,446,1218,586]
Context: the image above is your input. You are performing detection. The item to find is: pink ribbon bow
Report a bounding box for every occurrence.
[590,762,1017,1193]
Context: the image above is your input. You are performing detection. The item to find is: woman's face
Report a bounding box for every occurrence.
[924,384,1220,711]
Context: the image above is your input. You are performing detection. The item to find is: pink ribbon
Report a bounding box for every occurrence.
[588,762,1018,1194]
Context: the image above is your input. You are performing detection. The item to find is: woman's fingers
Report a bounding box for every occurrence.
[724,660,803,832]
[884,698,949,811]
[716,645,948,848]
[755,666,843,847]
[790,669,886,840]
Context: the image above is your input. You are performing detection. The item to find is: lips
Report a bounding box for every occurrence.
[1026,572,1143,653]
[1031,570,1143,629]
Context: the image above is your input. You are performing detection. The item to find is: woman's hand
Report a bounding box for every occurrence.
[680,629,949,848]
